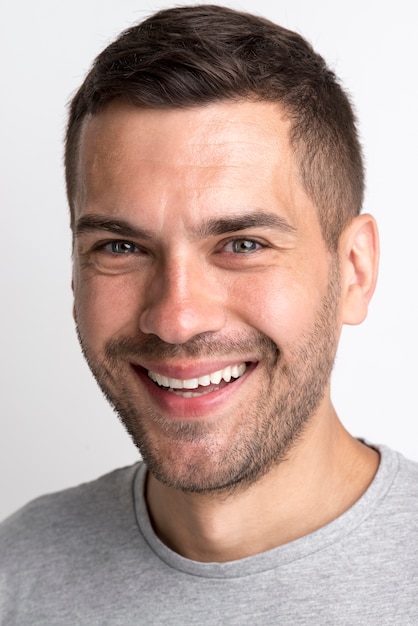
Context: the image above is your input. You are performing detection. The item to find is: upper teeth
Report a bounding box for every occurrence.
[148,363,247,390]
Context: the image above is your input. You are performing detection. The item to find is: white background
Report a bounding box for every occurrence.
[1,0,417,522]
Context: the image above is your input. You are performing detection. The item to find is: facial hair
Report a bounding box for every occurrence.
[76,260,341,495]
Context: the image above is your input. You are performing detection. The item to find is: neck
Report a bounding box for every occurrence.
[145,408,379,563]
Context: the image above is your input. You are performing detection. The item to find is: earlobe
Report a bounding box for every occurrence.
[340,214,379,326]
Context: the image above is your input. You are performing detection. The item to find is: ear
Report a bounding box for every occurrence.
[339,214,379,326]
[72,279,76,322]
[71,274,77,323]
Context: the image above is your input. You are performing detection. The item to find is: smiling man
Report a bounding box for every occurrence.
[2,4,418,624]
[74,100,349,503]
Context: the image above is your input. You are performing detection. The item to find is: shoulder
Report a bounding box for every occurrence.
[0,463,153,623]
[0,463,141,562]
[364,444,418,535]
[388,447,418,502]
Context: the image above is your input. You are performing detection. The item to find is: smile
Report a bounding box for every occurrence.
[147,363,247,398]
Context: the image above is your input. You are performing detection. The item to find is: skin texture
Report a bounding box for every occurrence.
[72,100,380,561]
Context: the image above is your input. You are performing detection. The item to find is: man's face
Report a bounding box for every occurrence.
[72,100,342,493]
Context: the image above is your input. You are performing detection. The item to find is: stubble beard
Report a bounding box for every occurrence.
[76,261,341,495]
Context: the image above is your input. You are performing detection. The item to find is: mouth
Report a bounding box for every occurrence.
[147,362,248,398]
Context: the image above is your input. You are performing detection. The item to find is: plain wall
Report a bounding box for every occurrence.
[1,0,417,521]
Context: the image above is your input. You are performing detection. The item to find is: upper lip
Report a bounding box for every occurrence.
[131,359,255,380]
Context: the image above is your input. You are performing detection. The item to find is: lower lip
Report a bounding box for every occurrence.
[131,363,255,419]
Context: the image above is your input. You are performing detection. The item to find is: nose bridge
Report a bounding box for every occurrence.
[166,254,195,303]
[139,251,225,344]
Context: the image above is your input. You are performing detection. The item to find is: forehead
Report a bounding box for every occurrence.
[80,98,290,151]
[75,100,319,235]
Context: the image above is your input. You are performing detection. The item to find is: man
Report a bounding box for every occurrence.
[1,4,417,624]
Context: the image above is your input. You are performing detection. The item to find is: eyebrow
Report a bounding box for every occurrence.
[74,211,297,240]
[75,215,155,240]
[195,212,297,237]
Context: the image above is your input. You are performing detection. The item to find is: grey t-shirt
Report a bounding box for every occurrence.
[1,445,418,625]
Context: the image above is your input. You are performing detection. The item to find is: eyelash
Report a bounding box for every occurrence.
[94,237,266,257]
[221,238,264,254]
[98,240,141,255]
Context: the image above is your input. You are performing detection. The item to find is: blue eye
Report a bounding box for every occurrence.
[229,239,261,254]
[105,241,138,255]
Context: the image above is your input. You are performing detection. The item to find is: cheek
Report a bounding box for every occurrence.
[73,274,140,346]
[226,271,326,348]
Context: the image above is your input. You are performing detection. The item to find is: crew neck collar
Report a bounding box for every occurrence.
[133,444,399,579]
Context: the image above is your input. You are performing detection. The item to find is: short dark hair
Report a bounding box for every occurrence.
[65,4,364,249]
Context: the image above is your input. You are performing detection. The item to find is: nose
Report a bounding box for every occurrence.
[138,257,226,344]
